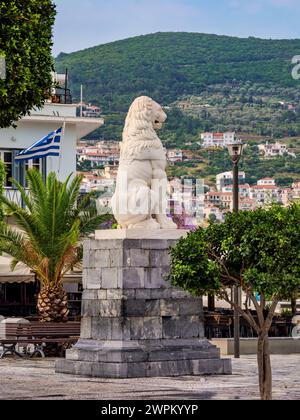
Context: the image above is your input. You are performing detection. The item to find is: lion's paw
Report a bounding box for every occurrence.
[129,218,161,230]
[156,215,178,230]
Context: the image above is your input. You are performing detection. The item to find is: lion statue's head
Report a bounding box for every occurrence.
[120,96,167,161]
[123,96,167,142]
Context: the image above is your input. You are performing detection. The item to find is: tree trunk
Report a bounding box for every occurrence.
[37,283,69,323]
[257,331,272,400]
[208,294,215,312]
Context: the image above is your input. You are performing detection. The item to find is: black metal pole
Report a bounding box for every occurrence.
[232,161,239,214]
[232,160,240,358]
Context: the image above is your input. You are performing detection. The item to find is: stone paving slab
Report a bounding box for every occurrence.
[0,355,299,400]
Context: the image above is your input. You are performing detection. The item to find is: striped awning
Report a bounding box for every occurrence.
[0,255,35,283]
[0,255,82,284]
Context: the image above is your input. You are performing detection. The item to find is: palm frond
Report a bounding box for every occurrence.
[1,170,112,287]
[9,178,33,211]
[80,213,112,236]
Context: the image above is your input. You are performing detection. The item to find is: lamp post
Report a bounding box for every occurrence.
[227,141,244,359]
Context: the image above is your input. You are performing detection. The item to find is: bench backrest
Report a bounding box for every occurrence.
[29,322,81,338]
[0,324,32,338]
[0,322,80,339]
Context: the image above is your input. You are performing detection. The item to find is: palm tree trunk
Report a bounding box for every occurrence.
[257,331,272,400]
[37,283,69,322]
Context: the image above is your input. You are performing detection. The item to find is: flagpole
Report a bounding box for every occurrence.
[58,120,66,179]
[80,85,83,118]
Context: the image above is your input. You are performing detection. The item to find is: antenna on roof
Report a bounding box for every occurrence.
[80,84,83,117]
[64,68,68,104]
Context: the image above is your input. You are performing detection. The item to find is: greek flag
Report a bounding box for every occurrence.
[15,127,62,161]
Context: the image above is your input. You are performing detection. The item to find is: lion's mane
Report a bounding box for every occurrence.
[120,96,164,161]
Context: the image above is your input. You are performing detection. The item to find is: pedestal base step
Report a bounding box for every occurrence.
[55,358,231,378]
[55,339,232,378]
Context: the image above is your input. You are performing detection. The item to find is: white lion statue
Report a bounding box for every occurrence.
[111,96,177,230]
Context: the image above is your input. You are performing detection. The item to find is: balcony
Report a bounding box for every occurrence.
[22,103,104,140]
[30,102,77,118]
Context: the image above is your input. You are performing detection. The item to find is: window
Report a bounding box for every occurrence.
[0,150,13,187]
[0,149,42,188]
[25,158,41,173]
[25,158,41,186]
[3,151,13,186]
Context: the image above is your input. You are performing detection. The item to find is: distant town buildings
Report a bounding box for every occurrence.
[201,132,235,148]
[216,171,246,192]
[77,140,120,167]
[79,103,102,118]
[167,149,183,163]
[292,182,300,201]
[76,138,300,226]
[258,141,296,159]
[204,174,300,221]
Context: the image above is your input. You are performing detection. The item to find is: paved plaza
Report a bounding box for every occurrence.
[0,355,299,400]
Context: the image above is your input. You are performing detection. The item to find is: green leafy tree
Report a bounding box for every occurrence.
[167,205,300,400]
[0,0,56,128]
[0,170,110,322]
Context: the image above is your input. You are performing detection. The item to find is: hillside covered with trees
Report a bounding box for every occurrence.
[55,32,300,142]
[56,32,300,182]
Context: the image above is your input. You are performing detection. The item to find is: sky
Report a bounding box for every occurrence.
[53,0,300,56]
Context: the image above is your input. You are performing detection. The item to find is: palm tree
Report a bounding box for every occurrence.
[0,170,110,322]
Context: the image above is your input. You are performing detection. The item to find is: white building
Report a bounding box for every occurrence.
[258,141,296,158]
[250,184,281,205]
[82,104,101,118]
[216,171,246,192]
[221,184,251,198]
[167,149,183,162]
[0,102,103,192]
[0,98,103,317]
[80,172,115,194]
[257,178,276,186]
[201,132,235,148]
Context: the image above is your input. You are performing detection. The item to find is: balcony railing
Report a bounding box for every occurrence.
[4,188,29,207]
[51,88,72,104]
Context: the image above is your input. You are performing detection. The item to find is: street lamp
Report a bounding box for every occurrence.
[227,140,244,359]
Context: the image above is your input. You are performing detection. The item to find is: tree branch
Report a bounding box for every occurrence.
[264,299,279,331]
[249,291,265,328]
[219,286,260,334]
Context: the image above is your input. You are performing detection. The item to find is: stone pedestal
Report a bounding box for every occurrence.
[56,230,231,378]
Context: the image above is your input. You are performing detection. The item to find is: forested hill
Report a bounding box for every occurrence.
[55,32,300,142]
[55,32,300,111]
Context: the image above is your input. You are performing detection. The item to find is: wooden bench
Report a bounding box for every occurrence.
[0,322,80,358]
[0,324,31,358]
